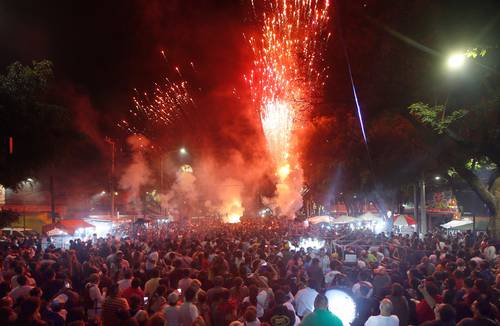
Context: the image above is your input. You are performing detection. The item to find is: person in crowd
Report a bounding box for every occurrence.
[386,283,409,326]
[294,279,318,318]
[299,293,343,326]
[421,304,457,326]
[179,287,199,326]
[364,298,399,326]
[122,278,145,306]
[101,284,129,326]
[162,291,181,326]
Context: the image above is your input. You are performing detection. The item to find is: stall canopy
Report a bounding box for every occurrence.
[393,214,416,226]
[440,219,472,230]
[307,216,332,224]
[43,219,95,236]
[359,212,383,222]
[332,215,357,224]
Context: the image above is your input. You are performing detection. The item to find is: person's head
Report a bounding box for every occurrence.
[472,298,495,319]
[128,295,142,310]
[312,258,320,266]
[379,298,393,316]
[233,277,244,288]
[19,297,40,319]
[131,277,141,289]
[124,269,133,279]
[0,296,13,308]
[214,276,224,287]
[155,285,166,297]
[29,287,42,298]
[243,305,257,322]
[167,292,179,306]
[313,293,329,311]
[197,290,207,304]
[307,279,318,291]
[191,279,202,291]
[274,289,289,305]
[391,283,404,297]
[184,287,196,303]
[434,304,456,322]
[88,273,99,285]
[0,306,16,323]
[147,312,166,326]
[17,275,27,286]
[151,268,160,278]
[445,278,456,290]
[108,284,120,297]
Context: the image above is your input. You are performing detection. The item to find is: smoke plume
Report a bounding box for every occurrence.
[119,135,152,210]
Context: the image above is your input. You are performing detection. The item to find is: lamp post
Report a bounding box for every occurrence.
[160,147,188,192]
[105,137,116,218]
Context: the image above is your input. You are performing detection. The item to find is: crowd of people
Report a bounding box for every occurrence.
[0,218,498,326]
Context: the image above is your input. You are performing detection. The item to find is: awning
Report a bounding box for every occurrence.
[332,215,357,224]
[43,219,95,236]
[307,215,332,224]
[440,219,472,229]
[359,212,383,222]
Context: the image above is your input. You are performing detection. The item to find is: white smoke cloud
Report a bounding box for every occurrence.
[119,135,152,210]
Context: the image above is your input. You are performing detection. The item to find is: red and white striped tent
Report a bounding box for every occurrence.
[393,214,416,226]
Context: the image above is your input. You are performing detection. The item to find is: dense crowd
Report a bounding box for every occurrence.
[0,218,498,326]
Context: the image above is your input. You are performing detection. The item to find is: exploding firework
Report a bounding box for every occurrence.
[245,0,330,216]
[118,52,196,136]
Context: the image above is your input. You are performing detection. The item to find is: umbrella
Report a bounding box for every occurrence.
[393,214,416,226]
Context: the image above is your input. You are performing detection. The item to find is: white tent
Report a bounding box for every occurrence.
[441,219,473,230]
[359,212,383,222]
[332,215,357,224]
[307,215,332,224]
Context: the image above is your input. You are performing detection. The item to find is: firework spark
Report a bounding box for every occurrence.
[118,54,195,136]
[246,0,330,215]
[246,0,330,164]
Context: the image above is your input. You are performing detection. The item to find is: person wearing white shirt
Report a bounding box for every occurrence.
[179,288,199,326]
[484,241,496,262]
[9,275,33,301]
[365,298,399,326]
[294,280,318,318]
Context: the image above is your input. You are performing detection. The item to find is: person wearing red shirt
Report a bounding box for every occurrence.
[416,282,443,324]
[122,278,145,306]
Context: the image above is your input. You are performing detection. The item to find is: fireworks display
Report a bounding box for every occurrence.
[246,0,331,215]
[118,52,195,136]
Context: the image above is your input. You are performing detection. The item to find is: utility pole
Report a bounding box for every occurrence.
[105,137,116,218]
[419,175,427,235]
[50,175,56,223]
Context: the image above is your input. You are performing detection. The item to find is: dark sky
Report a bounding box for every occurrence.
[1,0,499,199]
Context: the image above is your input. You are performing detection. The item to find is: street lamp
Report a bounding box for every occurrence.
[179,147,187,155]
[446,52,466,70]
[434,176,441,181]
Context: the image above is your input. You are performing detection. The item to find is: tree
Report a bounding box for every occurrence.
[0,210,20,229]
[409,48,500,237]
[0,60,77,188]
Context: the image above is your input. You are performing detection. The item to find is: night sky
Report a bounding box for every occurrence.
[1,0,499,204]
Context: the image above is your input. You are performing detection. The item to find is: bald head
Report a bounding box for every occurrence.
[379,298,393,316]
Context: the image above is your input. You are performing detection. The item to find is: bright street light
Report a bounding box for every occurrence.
[446,53,466,70]
[179,147,187,155]
[435,176,441,180]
